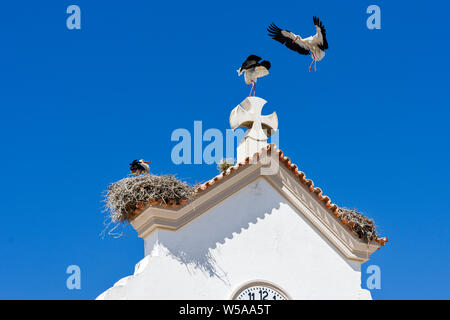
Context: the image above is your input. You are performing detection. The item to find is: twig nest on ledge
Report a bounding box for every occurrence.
[104,174,195,224]
[338,208,378,242]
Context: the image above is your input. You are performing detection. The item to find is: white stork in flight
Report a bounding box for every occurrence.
[129,159,151,176]
[237,55,271,96]
[267,16,328,72]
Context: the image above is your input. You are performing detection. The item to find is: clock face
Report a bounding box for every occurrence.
[234,283,288,300]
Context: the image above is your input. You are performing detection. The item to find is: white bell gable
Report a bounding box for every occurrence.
[98,145,383,300]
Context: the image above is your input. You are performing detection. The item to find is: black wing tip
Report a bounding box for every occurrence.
[260,60,271,70]
[267,23,283,39]
[313,16,325,29]
[246,54,261,62]
[267,23,280,31]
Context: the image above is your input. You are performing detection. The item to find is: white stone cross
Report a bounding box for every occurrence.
[229,97,278,162]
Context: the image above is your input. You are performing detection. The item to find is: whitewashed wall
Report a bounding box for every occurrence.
[97,178,371,300]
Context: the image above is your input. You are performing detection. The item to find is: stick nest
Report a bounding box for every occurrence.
[104,174,196,224]
[338,208,378,242]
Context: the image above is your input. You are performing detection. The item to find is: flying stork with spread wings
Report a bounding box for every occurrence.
[267,16,328,72]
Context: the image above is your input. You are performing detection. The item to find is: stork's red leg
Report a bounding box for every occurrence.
[314,60,317,72]
[309,59,314,72]
[253,81,256,96]
[309,52,316,72]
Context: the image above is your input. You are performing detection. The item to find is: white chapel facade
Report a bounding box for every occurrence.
[97,97,387,300]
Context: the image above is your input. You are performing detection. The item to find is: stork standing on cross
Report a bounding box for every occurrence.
[237,55,271,96]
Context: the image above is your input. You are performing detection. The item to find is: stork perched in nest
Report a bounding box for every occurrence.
[267,16,329,72]
[129,159,151,175]
[237,55,271,96]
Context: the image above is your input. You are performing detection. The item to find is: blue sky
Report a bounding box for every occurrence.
[0,0,449,299]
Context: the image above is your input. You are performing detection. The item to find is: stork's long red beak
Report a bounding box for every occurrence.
[143,161,151,164]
